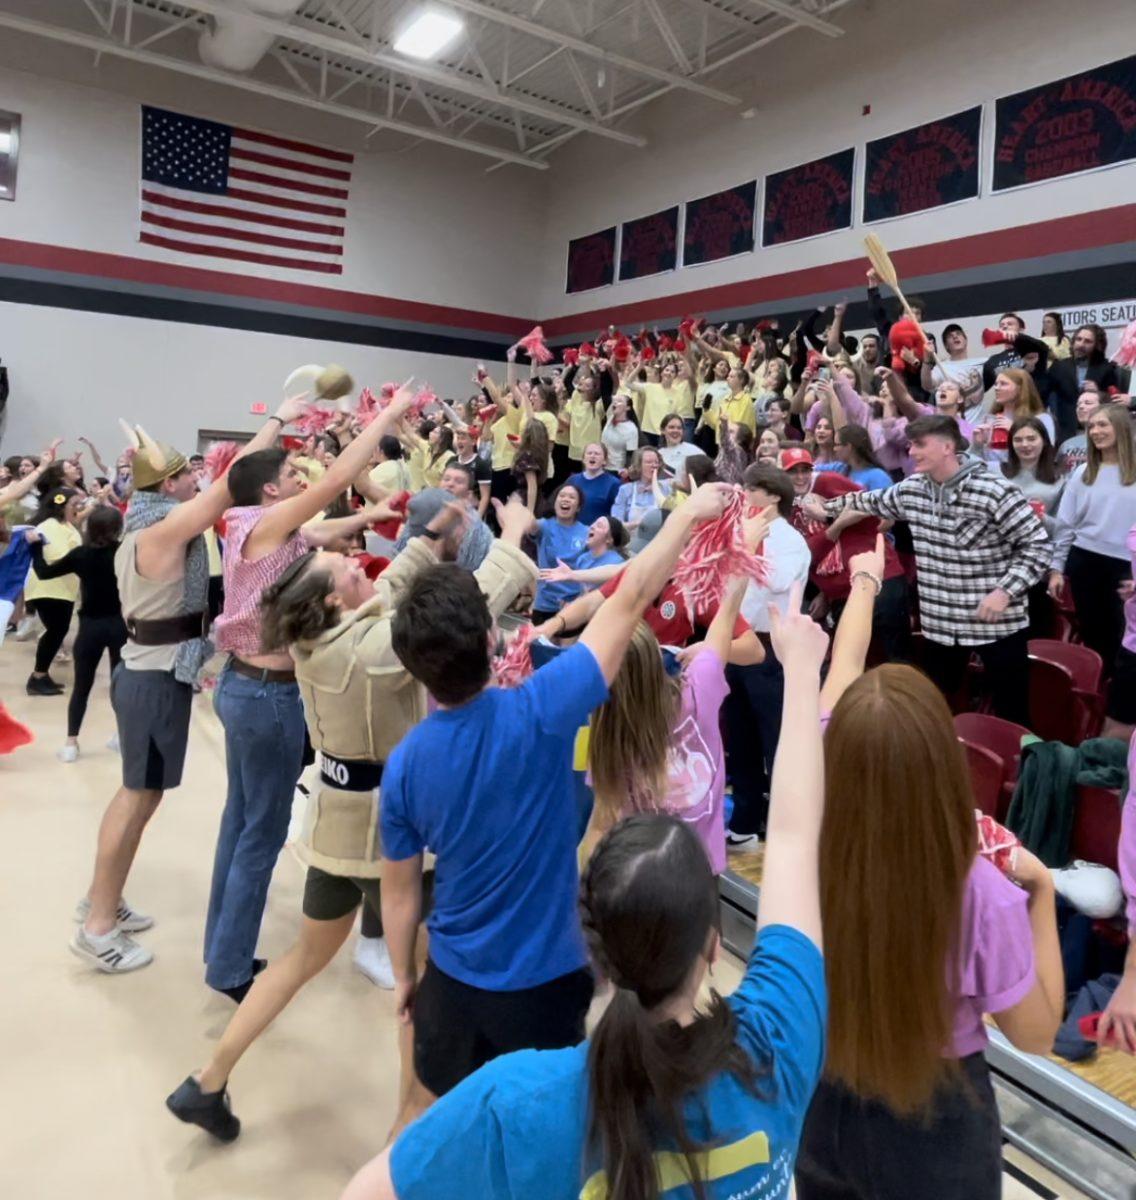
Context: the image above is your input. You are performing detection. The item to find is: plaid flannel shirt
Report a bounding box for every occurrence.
[823,461,1050,646]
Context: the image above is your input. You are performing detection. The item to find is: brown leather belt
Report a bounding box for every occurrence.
[125,611,209,646]
[229,656,296,684]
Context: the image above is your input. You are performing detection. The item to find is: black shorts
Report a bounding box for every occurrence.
[111,665,192,791]
[414,958,593,1098]
[1108,645,1136,724]
[301,866,436,923]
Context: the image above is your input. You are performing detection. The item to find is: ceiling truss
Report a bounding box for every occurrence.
[0,0,856,169]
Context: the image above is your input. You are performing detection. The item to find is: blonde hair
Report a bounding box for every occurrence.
[588,622,682,829]
[1085,405,1136,486]
[993,368,1043,418]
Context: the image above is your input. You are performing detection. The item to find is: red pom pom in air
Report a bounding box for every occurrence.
[204,441,240,481]
[612,335,633,362]
[982,328,1006,348]
[579,342,596,359]
[517,325,555,365]
[562,348,580,368]
[492,624,536,687]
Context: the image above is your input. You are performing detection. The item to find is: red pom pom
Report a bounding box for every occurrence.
[656,335,674,353]
[479,404,500,424]
[293,405,339,436]
[673,338,687,354]
[204,440,240,481]
[562,348,580,368]
[579,342,596,359]
[492,624,537,687]
[640,346,657,363]
[669,489,770,623]
[982,328,1006,348]
[888,318,926,372]
[280,435,305,452]
[0,703,33,756]
[517,325,554,365]
[410,387,438,418]
[612,335,633,362]
[355,386,381,427]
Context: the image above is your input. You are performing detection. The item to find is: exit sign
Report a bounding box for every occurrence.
[250,402,268,415]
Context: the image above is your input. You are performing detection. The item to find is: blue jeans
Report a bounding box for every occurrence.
[204,666,306,989]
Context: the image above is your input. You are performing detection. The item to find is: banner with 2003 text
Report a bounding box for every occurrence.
[619,207,679,281]
[683,181,757,266]
[566,227,617,294]
[863,107,981,223]
[763,149,854,247]
[993,54,1136,191]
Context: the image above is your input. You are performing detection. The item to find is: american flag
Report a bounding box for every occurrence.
[139,105,352,275]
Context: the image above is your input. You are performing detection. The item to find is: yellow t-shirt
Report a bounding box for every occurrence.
[567,392,604,460]
[717,391,757,435]
[370,458,411,495]
[407,445,428,492]
[204,527,223,577]
[25,517,81,603]
[639,383,690,435]
[491,407,523,473]
[292,455,325,483]
[421,449,455,490]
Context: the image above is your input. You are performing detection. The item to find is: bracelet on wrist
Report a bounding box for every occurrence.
[850,570,883,596]
[268,414,285,426]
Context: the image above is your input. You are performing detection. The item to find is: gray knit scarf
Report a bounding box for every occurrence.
[124,490,212,686]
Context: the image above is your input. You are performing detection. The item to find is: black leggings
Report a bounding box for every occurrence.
[1066,544,1130,672]
[31,598,74,675]
[68,615,127,737]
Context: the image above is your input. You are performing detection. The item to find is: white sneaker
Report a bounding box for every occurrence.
[70,926,154,973]
[14,616,37,641]
[725,832,762,854]
[106,734,120,753]
[57,744,79,763]
[74,896,154,933]
[1051,861,1124,919]
[353,935,395,989]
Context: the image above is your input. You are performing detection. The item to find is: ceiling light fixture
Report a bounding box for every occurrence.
[0,132,11,155]
[393,9,464,60]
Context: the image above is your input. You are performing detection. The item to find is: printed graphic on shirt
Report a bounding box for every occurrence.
[658,710,715,819]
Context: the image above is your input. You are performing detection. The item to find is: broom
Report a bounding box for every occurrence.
[863,233,945,375]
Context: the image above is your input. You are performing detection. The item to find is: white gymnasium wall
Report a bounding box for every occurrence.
[0,301,492,459]
[0,61,544,313]
[533,0,1136,319]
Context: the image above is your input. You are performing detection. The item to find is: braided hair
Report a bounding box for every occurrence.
[579,816,768,1200]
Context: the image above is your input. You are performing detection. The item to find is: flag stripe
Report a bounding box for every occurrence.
[140,231,343,274]
[228,156,350,193]
[230,145,352,183]
[228,166,349,200]
[233,125,354,165]
[225,185,346,219]
[141,189,345,236]
[141,210,344,255]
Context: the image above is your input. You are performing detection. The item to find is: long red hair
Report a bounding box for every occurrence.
[820,664,976,1113]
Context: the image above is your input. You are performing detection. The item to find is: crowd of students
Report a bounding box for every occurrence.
[2,274,1136,1199]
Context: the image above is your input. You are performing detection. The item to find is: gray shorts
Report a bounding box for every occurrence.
[111,665,193,792]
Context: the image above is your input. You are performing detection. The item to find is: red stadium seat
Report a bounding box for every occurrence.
[960,739,1006,819]
[1029,639,1103,693]
[953,713,1031,819]
[1071,785,1122,872]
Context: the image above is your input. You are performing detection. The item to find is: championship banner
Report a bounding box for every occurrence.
[683,181,757,266]
[763,149,854,247]
[993,55,1136,191]
[566,226,617,293]
[619,206,679,281]
[863,107,981,223]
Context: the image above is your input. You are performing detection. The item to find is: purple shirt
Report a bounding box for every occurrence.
[621,647,729,874]
[1122,526,1136,656]
[951,856,1035,1057]
[1121,730,1136,937]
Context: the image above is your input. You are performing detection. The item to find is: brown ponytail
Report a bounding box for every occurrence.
[259,551,338,650]
[580,817,768,1200]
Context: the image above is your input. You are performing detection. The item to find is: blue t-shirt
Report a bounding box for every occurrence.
[534,518,589,612]
[568,472,622,526]
[380,642,609,990]
[575,548,624,576]
[849,465,894,491]
[390,925,826,1200]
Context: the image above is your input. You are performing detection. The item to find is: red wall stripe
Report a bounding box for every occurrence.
[0,236,531,337]
[542,204,1136,337]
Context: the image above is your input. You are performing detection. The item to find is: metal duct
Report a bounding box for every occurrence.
[198,0,305,72]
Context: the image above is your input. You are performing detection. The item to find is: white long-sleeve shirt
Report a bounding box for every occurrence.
[1050,464,1136,572]
[741,518,811,633]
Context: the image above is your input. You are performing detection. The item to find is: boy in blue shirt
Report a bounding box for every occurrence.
[379,481,735,1134]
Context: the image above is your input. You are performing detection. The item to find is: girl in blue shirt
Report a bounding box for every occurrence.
[340,596,831,1200]
[529,482,589,624]
[832,423,893,491]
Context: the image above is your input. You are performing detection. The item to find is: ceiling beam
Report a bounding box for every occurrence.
[155,0,646,145]
[642,0,693,74]
[434,0,741,105]
[739,0,844,36]
[0,11,549,169]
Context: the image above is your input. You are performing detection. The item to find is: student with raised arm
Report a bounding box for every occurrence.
[202,384,416,1001]
[340,587,830,1200]
[374,483,735,1138]
[70,395,309,974]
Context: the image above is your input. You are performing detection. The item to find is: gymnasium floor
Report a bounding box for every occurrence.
[0,636,1096,1199]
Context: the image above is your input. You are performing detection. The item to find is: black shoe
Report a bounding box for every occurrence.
[26,674,64,696]
[216,957,267,1005]
[166,1076,240,1143]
